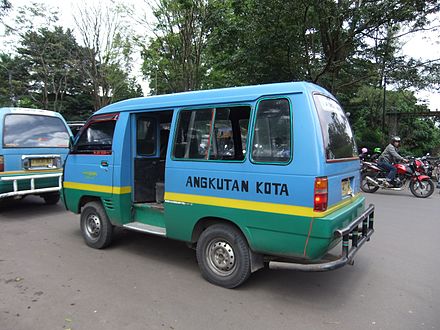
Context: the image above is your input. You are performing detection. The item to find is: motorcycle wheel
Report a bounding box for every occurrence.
[361,173,380,193]
[409,178,434,198]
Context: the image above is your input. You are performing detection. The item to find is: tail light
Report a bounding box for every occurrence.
[314,177,328,212]
[0,155,4,172]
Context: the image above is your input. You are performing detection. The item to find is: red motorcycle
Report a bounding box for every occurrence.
[361,158,435,198]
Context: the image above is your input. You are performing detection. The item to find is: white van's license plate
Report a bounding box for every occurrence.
[342,179,352,196]
[31,158,52,167]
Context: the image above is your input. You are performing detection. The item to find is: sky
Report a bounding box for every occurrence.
[2,0,440,110]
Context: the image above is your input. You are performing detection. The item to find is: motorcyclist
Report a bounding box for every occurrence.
[359,147,368,161]
[370,147,382,161]
[377,136,408,187]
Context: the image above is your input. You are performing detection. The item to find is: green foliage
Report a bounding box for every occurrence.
[140,0,440,155]
[141,0,211,94]
[1,2,142,120]
[0,0,11,17]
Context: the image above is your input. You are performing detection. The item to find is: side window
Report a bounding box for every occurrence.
[75,119,116,153]
[174,109,213,159]
[173,106,251,161]
[136,118,156,155]
[251,98,291,163]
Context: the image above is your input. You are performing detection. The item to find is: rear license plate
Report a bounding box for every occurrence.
[30,158,52,167]
[342,179,353,196]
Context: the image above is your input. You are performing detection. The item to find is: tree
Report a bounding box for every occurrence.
[74,1,142,110]
[140,0,211,94]
[16,27,87,113]
[0,0,11,18]
[0,53,29,107]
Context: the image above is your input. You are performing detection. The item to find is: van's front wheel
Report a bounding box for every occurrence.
[80,201,113,249]
[196,224,251,288]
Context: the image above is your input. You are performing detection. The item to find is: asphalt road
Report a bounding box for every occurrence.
[1,190,439,330]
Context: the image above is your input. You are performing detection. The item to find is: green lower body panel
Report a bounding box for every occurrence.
[133,204,165,228]
[64,184,366,261]
[164,202,311,259]
[164,196,366,260]
[63,188,132,225]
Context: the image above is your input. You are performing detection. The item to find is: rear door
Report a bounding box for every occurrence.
[313,93,360,206]
[64,113,118,197]
[2,111,70,172]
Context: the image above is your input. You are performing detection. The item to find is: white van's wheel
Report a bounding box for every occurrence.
[80,201,113,249]
[196,224,251,288]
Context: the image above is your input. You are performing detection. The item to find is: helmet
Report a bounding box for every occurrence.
[361,147,368,154]
[391,136,401,143]
[374,147,381,153]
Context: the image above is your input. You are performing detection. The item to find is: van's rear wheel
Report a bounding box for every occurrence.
[80,201,113,249]
[43,192,60,205]
[196,224,251,288]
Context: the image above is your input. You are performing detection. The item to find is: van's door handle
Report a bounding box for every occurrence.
[100,161,109,167]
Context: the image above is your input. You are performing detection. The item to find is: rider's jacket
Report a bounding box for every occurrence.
[379,143,404,164]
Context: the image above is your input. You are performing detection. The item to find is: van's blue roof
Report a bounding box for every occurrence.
[97,81,331,114]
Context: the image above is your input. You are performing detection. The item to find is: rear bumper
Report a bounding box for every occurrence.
[0,173,62,199]
[269,204,375,271]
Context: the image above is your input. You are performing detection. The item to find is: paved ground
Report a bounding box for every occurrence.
[0,190,439,330]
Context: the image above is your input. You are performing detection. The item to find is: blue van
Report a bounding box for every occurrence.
[63,82,375,288]
[0,108,72,204]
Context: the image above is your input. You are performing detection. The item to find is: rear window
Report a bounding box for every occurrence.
[313,94,357,160]
[3,114,70,148]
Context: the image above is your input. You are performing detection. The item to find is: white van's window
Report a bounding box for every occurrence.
[3,114,69,148]
[251,98,291,163]
[75,120,116,152]
[313,94,357,160]
[173,106,251,161]
[137,118,156,155]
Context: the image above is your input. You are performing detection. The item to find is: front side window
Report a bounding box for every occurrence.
[313,94,357,160]
[75,119,116,152]
[3,114,70,148]
[251,98,291,163]
[173,106,251,161]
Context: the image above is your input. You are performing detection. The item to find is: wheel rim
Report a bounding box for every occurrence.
[85,213,101,240]
[413,180,431,196]
[362,177,376,192]
[205,239,236,276]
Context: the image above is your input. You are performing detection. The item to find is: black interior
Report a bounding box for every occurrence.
[134,111,173,203]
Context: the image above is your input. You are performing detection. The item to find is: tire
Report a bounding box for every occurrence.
[361,173,379,193]
[80,201,113,249]
[43,192,60,205]
[196,224,251,289]
[409,178,434,198]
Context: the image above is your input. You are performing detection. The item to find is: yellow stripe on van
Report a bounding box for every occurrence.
[63,181,131,194]
[164,192,361,218]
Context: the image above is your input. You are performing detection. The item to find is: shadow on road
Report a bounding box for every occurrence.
[105,226,370,304]
[0,196,65,220]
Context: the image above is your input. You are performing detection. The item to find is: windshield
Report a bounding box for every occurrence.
[3,114,70,148]
[313,94,357,160]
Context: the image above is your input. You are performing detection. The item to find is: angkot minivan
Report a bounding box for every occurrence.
[63,82,375,288]
[0,108,72,204]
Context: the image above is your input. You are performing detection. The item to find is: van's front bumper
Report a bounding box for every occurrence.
[269,204,375,271]
[0,172,62,199]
